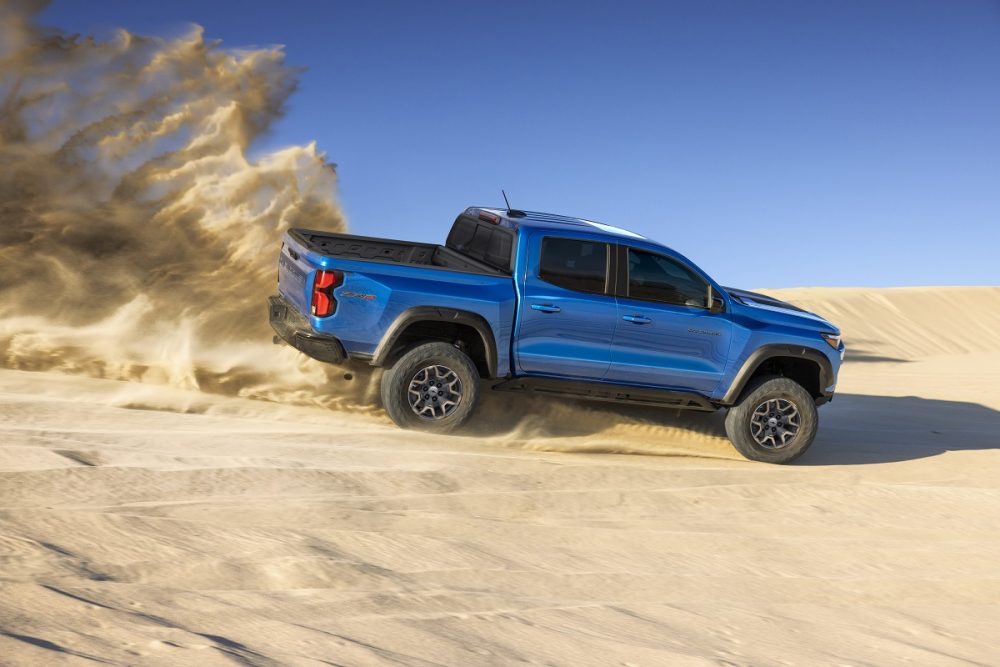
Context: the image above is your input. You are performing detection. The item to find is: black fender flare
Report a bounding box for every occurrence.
[371,306,498,377]
[720,344,834,405]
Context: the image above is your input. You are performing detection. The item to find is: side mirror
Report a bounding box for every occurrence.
[685,294,724,312]
[705,285,725,314]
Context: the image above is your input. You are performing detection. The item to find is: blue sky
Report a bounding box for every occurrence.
[41,1,1000,287]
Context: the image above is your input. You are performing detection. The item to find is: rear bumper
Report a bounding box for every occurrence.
[268,295,346,364]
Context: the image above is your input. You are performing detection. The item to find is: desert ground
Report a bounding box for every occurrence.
[1,286,999,666]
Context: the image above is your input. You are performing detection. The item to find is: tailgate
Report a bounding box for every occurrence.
[277,234,313,315]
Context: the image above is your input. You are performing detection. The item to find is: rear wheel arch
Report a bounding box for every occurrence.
[372,307,497,378]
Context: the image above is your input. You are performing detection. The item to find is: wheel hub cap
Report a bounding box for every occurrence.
[408,365,462,421]
[750,398,800,449]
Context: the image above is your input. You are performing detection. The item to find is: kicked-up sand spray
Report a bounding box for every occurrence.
[0,0,392,410]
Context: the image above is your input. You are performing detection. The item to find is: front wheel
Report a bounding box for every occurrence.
[380,342,480,433]
[724,376,818,464]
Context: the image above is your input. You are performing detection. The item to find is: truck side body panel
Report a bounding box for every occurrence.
[512,229,620,380]
[608,294,733,393]
[605,241,735,394]
[274,207,843,410]
[278,231,515,376]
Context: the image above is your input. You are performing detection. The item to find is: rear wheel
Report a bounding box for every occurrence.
[380,341,480,433]
[724,376,818,463]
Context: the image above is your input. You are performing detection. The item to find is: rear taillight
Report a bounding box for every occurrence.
[310,270,343,317]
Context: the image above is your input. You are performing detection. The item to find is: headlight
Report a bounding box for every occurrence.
[821,332,842,350]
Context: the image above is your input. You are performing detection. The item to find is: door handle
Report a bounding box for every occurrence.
[530,304,561,313]
[622,314,652,324]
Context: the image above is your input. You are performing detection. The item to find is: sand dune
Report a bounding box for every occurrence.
[2,287,1000,666]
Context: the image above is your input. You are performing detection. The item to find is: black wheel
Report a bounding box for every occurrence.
[724,376,818,464]
[380,342,480,433]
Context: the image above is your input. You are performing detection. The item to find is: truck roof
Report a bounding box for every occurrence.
[467,207,647,242]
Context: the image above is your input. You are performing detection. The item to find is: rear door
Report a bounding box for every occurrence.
[607,246,732,393]
[514,234,619,379]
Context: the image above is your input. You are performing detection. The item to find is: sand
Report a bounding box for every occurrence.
[1,286,999,666]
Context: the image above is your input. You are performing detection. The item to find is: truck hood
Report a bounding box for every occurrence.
[725,287,840,334]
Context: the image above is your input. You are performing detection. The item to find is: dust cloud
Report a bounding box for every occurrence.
[0,0,382,409]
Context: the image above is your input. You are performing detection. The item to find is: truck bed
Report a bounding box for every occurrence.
[290,230,508,276]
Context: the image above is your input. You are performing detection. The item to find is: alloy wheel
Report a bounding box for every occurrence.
[750,398,801,449]
[407,365,463,420]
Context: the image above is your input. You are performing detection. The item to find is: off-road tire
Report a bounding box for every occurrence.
[724,375,818,464]
[380,341,480,433]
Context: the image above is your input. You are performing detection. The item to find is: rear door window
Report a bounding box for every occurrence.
[538,237,609,294]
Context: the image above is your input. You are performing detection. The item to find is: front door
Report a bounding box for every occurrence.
[515,235,619,379]
[607,246,732,393]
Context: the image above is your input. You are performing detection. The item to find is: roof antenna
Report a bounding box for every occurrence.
[501,189,526,218]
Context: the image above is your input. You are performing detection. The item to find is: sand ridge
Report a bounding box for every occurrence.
[1,287,999,665]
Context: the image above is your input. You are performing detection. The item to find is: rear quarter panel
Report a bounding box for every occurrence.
[278,231,516,374]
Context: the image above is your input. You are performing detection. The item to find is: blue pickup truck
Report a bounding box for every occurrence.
[269,206,845,463]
